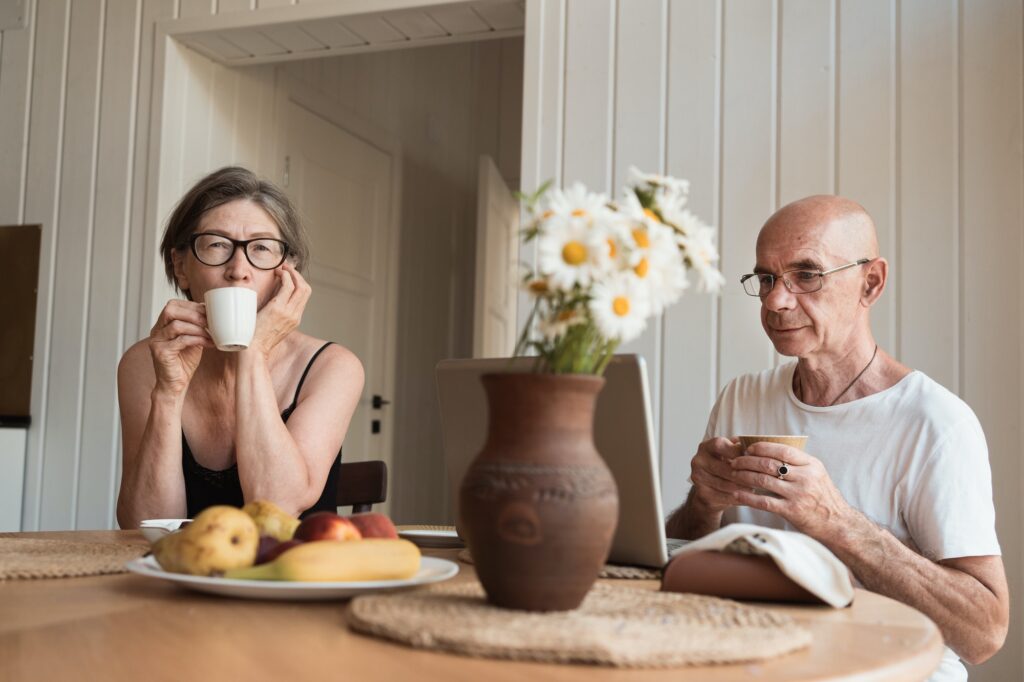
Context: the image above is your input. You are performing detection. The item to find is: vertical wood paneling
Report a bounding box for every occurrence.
[124,0,174,354]
[717,0,775,386]
[661,0,720,509]
[0,7,33,224]
[961,2,1022,680]
[836,0,896,354]
[21,0,69,531]
[899,0,958,392]
[217,0,252,12]
[561,0,613,189]
[778,0,832,204]
[76,0,140,529]
[613,0,665,449]
[39,0,103,530]
[518,0,564,325]
[178,0,213,17]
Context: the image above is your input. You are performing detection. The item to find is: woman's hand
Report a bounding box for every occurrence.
[148,300,214,396]
[250,262,312,357]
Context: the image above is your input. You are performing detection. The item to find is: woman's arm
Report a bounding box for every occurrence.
[234,344,364,515]
[233,263,365,515]
[116,301,212,528]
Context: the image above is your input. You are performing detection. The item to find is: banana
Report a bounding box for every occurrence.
[224,538,421,582]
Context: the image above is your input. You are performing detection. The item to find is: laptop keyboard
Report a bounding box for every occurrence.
[665,538,688,553]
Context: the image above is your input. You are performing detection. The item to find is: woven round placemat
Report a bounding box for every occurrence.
[349,581,811,667]
[456,548,660,580]
[0,538,149,580]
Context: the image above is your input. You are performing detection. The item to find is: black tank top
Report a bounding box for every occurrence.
[182,341,340,519]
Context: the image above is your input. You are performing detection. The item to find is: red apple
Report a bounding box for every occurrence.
[293,512,362,542]
[346,512,399,539]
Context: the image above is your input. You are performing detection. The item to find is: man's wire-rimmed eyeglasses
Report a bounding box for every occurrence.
[190,232,289,270]
[739,258,874,297]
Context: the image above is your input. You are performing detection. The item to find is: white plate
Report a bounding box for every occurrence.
[138,519,191,543]
[124,555,460,601]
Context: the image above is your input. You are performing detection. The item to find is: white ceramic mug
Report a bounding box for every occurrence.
[204,287,257,351]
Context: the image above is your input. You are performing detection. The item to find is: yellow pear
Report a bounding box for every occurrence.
[152,505,259,576]
[242,500,300,541]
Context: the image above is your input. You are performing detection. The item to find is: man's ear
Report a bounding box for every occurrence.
[860,257,887,307]
[171,248,190,294]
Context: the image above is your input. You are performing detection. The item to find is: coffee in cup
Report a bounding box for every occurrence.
[204,287,257,351]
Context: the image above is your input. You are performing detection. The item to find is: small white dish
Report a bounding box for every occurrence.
[124,555,460,601]
[397,528,465,549]
[138,519,190,543]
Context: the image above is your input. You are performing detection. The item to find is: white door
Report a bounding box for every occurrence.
[473,155,520,358]
[284,100,397,514]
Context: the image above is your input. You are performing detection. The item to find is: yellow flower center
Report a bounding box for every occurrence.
[612,296,631,317]
[541,210,555,219]
[607,238,617,259]
[562,241,588,265]
[632,228,650,249]
[643,208,659,222]
[634,258,649,278]
[528,280,548,294]
[571,208,588,217]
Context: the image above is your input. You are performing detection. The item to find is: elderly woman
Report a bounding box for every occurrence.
[116,166,363,528]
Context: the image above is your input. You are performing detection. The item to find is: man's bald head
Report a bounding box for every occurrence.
[758,195,879,261]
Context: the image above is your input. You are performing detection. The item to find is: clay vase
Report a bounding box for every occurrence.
[459,372,619,611]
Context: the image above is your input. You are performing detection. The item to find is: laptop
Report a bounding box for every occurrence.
[435,354,684,568]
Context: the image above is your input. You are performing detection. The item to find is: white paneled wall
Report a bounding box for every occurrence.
[522,1,1022,680]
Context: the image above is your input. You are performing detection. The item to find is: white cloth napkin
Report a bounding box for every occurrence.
[669,523,855,608]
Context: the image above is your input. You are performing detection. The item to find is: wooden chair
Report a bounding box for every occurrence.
[337,460,388,513]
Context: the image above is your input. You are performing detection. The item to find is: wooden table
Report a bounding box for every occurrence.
[0,531,943,681]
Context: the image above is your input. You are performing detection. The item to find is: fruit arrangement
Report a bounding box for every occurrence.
[150,502,418,582]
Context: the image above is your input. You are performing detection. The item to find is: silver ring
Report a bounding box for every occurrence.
[777,463,789,479]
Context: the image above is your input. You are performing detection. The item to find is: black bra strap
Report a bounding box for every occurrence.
[286,342,334,413]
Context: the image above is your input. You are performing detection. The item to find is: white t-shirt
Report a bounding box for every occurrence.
[705,362,1001,682]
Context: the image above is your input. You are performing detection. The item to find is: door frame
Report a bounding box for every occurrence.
[140,11,408,498]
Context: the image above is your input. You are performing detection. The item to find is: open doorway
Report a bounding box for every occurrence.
[150,18,523,524]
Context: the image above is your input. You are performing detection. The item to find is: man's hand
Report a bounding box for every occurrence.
[729,442,855,538]
[687,437,748,513]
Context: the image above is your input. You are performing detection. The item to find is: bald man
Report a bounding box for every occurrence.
[666,196,1008,681]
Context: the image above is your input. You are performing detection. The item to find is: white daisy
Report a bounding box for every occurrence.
[537,307,585,341]
[540,182,610,220]
[590,273,651,343]
[680,226,726,292]
[536,214,610,291]
[637,256,689,314]
[627,166,690,207]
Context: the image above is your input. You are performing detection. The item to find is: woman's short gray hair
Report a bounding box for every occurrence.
[159,166,310,291]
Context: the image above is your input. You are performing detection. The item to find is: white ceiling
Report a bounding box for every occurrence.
[178,1,525,67]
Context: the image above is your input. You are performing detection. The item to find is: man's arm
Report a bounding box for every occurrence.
[666,490,724,540]
[827,508,1007,664]
[730,442,1009,664]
